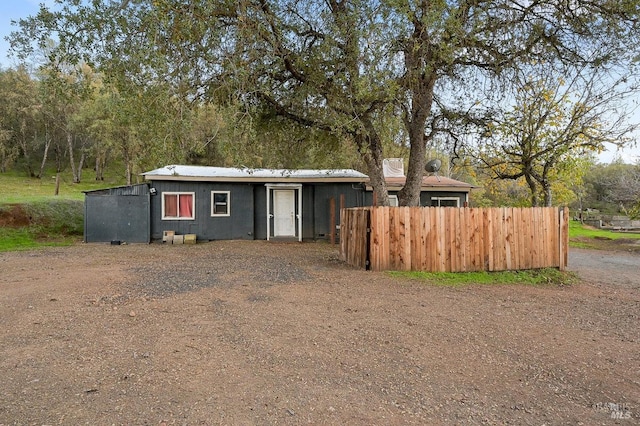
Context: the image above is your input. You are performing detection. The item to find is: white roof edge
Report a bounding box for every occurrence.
[142,165,368,181]
[147,175,367,183]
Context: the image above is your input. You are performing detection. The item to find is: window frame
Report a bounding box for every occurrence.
[161,191,196,220]
[431,196,460,207]
[211,190,231,217]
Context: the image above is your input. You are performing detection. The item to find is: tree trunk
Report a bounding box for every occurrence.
[365,154,388,206]
[525,173,539,206]
[72,136,87,183]
[542,181,552,207]
[125,162,132,186]
[67,131,80,183]
[19,135,34,177]
[76,150,85,183]
[578,195,584,223]
[398,118,428,206]
[397,50,437,206]
[54,172,60,196]
[357,119,388,206]
[38,128,52,179]
[94,147,109,181]
[95,155,104,181]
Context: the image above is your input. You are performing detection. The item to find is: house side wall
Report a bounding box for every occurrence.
[84,186,150,243]
[146,180,367,242]
[149,181,254,241]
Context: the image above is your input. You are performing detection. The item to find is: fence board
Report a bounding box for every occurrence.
[546,208,555,267]
[341,207,569,272]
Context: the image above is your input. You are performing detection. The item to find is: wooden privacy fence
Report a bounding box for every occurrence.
[340,207,569,272]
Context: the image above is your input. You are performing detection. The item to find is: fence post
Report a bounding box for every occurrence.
[559,207,568,271]
[365,208,371,270]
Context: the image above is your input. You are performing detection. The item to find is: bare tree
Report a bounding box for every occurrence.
[478,62,639,206]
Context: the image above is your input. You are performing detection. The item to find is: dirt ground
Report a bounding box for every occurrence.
[0,241,638,425]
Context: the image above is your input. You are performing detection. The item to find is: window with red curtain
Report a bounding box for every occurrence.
[178,194,193,218]
[163,193,194,219]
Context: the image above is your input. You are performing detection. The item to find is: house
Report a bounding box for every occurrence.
[84,162,474,243]
[142,165,369,242]
[381,175,474,207]
[376,158,473,207]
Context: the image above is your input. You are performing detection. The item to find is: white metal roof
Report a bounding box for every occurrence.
[142,165,369,182]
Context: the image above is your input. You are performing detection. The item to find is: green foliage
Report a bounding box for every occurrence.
[0,226,78,252]
[388,268,577,287]
[580,161,640,214]
[0,199,84,252]
[478,64,637,207]
[630,201,640,220]
[0,228,42,251]
[3,0,639,207]
[22,199,84,235]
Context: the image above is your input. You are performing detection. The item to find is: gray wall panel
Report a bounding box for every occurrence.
[149,181,254,241]
[84,194,150,243]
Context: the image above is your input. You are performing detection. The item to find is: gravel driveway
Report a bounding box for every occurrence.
[1,241,638,425]
[569,248,640,289]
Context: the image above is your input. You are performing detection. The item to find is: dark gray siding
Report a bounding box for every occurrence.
[251,182,364,240]
[253,185,267,240]
[84,185,150,243]
[149,181,254,241]
[420,191,467,206]
[311,183,365,239]
[143,179,425,242]
[364,190,467,207]
[85,179,470,244]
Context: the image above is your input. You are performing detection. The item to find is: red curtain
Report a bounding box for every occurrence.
[164,194,178,217]
[179,194,193,218]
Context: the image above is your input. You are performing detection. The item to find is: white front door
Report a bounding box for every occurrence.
[273,190,296,237]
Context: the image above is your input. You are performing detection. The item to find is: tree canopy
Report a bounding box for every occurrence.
[7,0,640,205]
[478,62,639,206]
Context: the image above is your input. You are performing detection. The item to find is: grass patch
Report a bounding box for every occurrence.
[0,227,78,252]
[0,199,84,252]
[569,221,640,252]
[0,168,124,251]
[569,241,597,249]
[388,268,578,287]
[0,170,125,203]
[569,221,640,241]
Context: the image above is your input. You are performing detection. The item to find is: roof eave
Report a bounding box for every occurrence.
[144,175,367,183]
[366,184,472,192]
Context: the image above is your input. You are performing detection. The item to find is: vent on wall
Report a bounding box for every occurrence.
[383,158,405,177]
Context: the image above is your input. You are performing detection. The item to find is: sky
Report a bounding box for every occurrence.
[0,0,638,164]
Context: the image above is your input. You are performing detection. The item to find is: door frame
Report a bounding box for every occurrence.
[265,183,302,241]
[273,189,296,237]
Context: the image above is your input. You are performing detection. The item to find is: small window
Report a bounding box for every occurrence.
[431,197,460,207]
[162,192,195,220]
[211,191,230,216]
[388,195,399,207]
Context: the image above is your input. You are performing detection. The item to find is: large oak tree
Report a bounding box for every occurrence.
[10,0,640,204]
